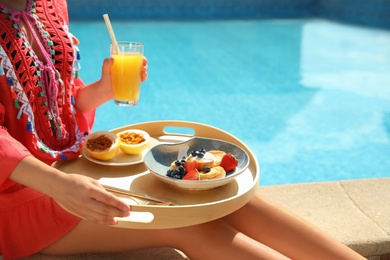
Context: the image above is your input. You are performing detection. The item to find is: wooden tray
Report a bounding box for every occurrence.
[54,120,260,229]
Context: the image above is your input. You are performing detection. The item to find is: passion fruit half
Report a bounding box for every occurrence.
[84,131,119,161]
[117,129,150,155]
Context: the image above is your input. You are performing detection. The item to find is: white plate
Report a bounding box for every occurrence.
[82,137,159,166]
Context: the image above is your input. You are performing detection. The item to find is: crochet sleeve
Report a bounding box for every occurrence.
[72,78,96,133]
[54,0,96,132]
[0,125,31,187]
[53,0,69,26]
[51,0,95,132]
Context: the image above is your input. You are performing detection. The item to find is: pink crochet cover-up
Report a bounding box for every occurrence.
[0,0,95,258]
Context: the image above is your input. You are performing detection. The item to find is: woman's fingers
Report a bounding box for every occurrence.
[54,174,131,225]
[68,192,130,225]
[141,56,148,82]
[141,71,148,82]
[102,57,113,76]
[84,197,130,225]
[103,56,147,82]
[81,183,131,223]
[91,186,131,215]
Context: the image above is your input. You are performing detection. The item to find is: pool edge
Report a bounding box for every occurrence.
[258,177,390,258]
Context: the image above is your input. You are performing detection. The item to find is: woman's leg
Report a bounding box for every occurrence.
[221,193,365,260]
[41,218,290,260]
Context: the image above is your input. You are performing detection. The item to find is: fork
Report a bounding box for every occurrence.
[102,184,175,206]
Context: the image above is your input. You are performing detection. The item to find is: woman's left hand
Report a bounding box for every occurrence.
[99,56,148,95]
[75,56,148,112]
[50,173,131,225]
[141,57,148,82]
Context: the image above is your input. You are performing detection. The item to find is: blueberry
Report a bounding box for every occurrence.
[173,174,182,179]
[174,160,182,166]
[204,166,211,173]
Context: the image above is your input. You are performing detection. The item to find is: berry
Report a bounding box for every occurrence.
[166,169,173,177]
[183,169,199,180]
[174,160,182,166]
[191,149,207,158]
[184,160,198,173]
[220,154,238,172]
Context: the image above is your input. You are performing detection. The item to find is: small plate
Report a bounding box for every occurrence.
[82,137,159,166]
[144,137,250,191]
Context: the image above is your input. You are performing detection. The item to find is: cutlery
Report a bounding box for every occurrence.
[102,184,174,206]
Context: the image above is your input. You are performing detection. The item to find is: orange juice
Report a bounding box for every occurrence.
[110,42,144,106]
[111,52,143,105]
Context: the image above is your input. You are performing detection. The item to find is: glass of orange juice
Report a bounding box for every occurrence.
[110,42,144,106]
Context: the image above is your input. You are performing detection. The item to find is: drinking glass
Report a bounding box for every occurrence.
[110,42,144,106]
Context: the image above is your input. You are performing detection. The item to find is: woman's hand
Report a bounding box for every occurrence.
[10,156,130,225]
[98,56,148,97]
[75,56,148,113]
[141,56,148,82]
[100,55,148,85]
[50,173,131,225]
[98,56,148,96]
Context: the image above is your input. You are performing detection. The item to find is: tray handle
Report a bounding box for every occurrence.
[112,120,239,142]
[116,211,154,223]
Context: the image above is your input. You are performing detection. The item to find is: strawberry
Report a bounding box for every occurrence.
[182,169,199,180]
[220,153,238,172]
[184,160,198,173]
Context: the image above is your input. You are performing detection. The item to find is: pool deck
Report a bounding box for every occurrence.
[258,177,390,260]
[12,177,389,259]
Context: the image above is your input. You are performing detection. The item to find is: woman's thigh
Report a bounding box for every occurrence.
[40,217,289,260]
[40,220,174,254]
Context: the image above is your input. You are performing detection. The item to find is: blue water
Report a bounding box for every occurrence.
[71,19,390,186]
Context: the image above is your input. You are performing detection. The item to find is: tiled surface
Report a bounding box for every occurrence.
[66,0,390,29]
[258,178,390,257]
[17,248,188,260]
[67,0,314,21]
[341,179,390,236]
[318,0,390,29]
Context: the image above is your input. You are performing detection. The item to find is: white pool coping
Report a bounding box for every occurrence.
[258,177,390,259]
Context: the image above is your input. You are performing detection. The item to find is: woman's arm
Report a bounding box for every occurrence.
[74,58,114,113]
[9,155,130,225]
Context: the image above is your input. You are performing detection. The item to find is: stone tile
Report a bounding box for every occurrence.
[341,178,390,256]
[341,178,390,234]
[258,180,390,256]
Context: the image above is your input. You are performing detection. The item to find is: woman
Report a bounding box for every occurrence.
[0,0,365,259]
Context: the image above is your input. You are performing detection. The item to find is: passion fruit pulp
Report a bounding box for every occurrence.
[117,129,150,155]
[84,131,119,161]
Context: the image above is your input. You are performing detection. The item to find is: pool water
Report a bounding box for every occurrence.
[71,19,390,186]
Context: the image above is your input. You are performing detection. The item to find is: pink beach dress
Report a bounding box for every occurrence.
[0,0,95,258]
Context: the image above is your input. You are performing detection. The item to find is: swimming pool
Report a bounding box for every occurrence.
[71,19,390,186]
